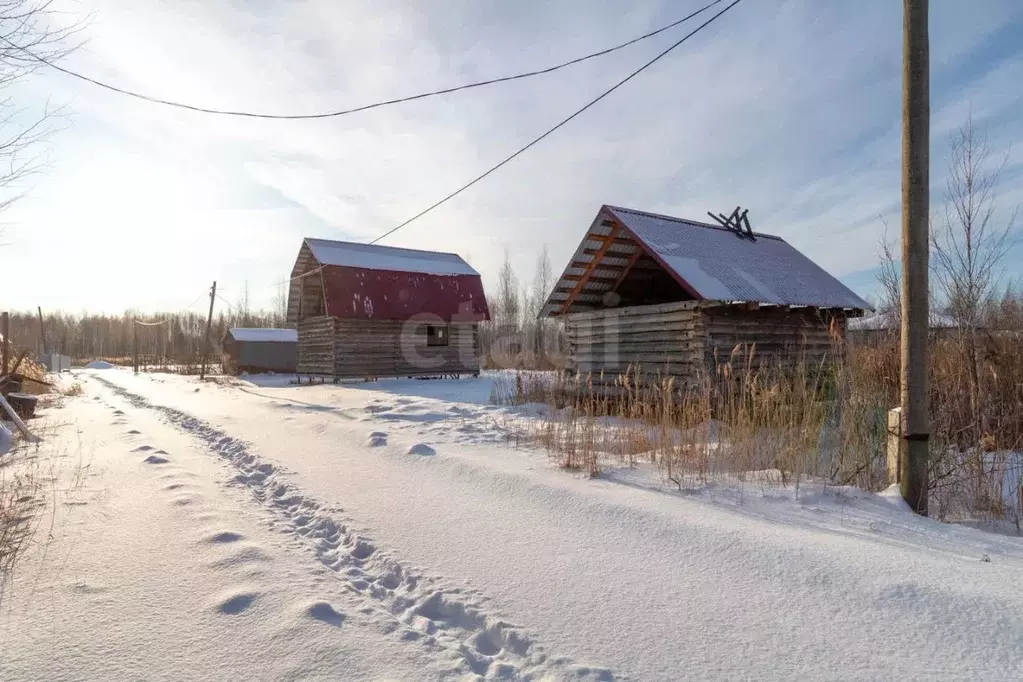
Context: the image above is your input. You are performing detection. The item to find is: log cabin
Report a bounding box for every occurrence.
[287,238,489,380]
[540,205,872,383]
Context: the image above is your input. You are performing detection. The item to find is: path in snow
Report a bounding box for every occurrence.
[69,369,1023,681]
[87,373,612,681]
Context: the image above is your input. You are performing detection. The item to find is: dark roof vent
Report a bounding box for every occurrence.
[707,206,755,241]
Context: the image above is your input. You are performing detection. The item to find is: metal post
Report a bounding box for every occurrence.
[200,281,217,380]
[900,0,930,515]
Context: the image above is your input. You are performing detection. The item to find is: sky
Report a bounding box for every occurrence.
[2,0,1022,315]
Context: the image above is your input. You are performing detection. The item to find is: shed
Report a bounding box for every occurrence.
[287,238,489,379]
[221,328,298,375]
[847,310,957,345]
[540,205,871,381]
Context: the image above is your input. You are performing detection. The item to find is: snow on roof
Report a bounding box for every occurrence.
[606,206,872,310]
[228,328,298,343]
[848,310,958,330]
[305,238,478,276]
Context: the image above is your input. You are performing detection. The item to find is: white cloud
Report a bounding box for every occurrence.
[3,0,1022,313]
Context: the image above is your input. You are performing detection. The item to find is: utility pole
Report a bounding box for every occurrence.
[37,306,47,356]
[1,311,9,376]
[200,281,217,380]
[900,0,929,515]
[132,319,138,373]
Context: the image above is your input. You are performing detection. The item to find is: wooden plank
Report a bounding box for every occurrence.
[559,221,622,314]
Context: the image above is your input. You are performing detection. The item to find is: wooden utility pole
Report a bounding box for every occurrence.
[132,319,138,373]
[900,0,930,515]
[37,306,47,356]
[1,311,9,376]
[200,281,217,380]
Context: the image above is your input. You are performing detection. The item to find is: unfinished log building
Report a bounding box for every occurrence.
[540,206,872,382]
[287,239,489,380]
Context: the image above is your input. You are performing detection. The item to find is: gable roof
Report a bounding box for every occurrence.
[226,328,298,343]
[287,238,489,324]
[304,238,478,276]
[541,205,872,317]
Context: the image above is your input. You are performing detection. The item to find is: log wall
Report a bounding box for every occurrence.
[563,301,848,383]
[702,306,844,370]
[298,316,480,378]
[563,301,705,379]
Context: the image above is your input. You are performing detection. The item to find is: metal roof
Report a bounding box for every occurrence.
[541,205,871,317]
[304,238,478,276]
[226,328,298,343]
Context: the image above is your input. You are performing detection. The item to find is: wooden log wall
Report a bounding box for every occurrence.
[563,301,705,380]
[298,316,481,378]
[297,316,336,375]
[563,300,850,384]
[701,306,846,371]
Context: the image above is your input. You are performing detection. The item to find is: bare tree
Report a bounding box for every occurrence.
[932,114,1018,330]
[0,1,84,218]
[273,281,288,326]
[931,113,1019,437]
[528,244,553,358]
[495,248,520,332]
[875,215,902,323]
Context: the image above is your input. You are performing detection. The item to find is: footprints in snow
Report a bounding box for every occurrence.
[366,430,437,457]
[407,443,436,457]
[91,375,607,680]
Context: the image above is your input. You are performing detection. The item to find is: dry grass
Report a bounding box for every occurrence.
[492,333,1023,528]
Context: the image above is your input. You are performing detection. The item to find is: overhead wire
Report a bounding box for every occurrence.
[4,1,723,120]
[368,0,744,245]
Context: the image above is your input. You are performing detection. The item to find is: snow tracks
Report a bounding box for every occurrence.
[89,375,614,681]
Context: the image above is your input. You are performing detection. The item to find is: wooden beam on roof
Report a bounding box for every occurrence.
[606,240,646,293]
[559,221,621,314]
[569,260,625,271]
[583,247,635,257]
[562,274,618,283]
[589,235,635,246]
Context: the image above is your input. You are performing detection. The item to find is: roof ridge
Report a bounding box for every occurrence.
[304,237,467,261]
[606,205,784,241]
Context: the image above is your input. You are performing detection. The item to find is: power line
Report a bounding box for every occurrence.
[6,1,723,120]
[369,0,743,245]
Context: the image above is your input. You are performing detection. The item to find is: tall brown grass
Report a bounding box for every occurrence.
[492,332,1023,528]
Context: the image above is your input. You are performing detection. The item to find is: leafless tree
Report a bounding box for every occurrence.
[0,1,84,219]
[932,114,1018,330]
[273,281,288,326]
[875,215,902,323]
[931,113,1019,436]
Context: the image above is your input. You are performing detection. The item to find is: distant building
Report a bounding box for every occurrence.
[286,238,489,380]
[540,205,871,382]
[221,328,298,375]
[847,310,958,345]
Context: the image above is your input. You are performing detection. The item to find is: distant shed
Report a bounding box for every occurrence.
[541,205,872,382]
[287,238,489,379]
[221,328,298,375]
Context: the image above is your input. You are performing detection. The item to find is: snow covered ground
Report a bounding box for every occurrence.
[3,367,1023,680]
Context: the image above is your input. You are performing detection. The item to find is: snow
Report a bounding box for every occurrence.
[4,367,1023,681]
[227,328,298,343]
[849,310,958,330]
[305,238,479,276]
[84,360,115,369]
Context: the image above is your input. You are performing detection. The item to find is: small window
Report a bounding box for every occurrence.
[426,325,449,347]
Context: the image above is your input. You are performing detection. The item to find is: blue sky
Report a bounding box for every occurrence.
[3,0,1022,314]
